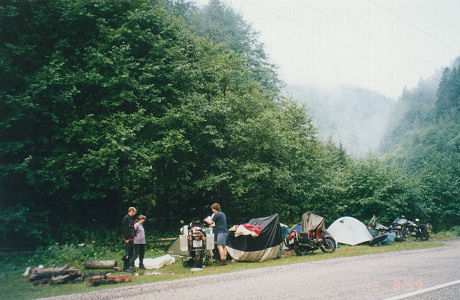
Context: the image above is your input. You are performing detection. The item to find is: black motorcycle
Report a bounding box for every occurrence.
[406,219,431,241]
[388,217,409,241]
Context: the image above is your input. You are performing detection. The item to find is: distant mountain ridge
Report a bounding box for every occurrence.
[286,84,393,157]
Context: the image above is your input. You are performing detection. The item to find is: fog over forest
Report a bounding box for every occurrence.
[286,84,393,157]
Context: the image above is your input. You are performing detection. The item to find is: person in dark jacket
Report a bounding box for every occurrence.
[122,207,136,272]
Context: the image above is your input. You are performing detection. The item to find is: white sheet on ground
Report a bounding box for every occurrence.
[135,254,175,269]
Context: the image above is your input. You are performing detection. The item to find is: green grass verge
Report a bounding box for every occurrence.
[0,238,449,300]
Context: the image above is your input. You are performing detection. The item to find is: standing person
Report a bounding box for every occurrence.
[205,203,228,265]
[132,215,147,269]
[122,207,136,272]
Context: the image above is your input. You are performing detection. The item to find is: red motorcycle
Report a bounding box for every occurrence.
[284,212,336,255]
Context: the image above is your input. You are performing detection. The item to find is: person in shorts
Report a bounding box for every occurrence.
[205,203,228,265]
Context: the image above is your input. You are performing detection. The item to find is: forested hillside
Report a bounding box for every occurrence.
[380,60,460,228]
[0,0,457,247]
[288,85,392,157]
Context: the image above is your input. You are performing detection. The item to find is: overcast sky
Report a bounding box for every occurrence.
[195,0,460,99]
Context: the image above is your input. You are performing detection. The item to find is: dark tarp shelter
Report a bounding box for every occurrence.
[227,214,283,262]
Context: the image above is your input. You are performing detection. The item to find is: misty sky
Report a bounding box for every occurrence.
[196,0,460,99]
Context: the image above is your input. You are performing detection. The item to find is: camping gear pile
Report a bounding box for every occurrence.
[284,212,336,255]
[166,213,430,268]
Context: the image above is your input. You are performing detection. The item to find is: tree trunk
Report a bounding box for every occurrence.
[50,271,83,284]
[84,260,117,269]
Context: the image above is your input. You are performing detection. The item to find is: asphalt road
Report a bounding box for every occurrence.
[46,240,460,300]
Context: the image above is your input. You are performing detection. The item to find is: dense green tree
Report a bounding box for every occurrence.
[184,0,281,94]
[0,0,319,244]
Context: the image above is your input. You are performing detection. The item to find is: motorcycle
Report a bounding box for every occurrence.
[179,220,214,267]
[406,219,431,241]
[388,216,409,241]
[285,228,336,255]
[284,212,336,255]
[388,216,431,241]
[368,215,390,235]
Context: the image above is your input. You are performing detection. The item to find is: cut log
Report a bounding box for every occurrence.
[50,274,71,284]
[32,277,51,285]
[29,265,80,281]
[87,275,109,287]
[106,274,131,283]
[30,264,69,275]
[72,276,84,283]
[50,270,83,284]
[84,260,117,269]
[87,274,132,287]
[83,271,111,279]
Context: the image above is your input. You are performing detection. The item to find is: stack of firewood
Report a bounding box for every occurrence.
[83,260,132,286]
[27,264,83,285]
[25,260,132,287]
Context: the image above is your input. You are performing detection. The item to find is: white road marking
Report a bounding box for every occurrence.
[384,279,460,300]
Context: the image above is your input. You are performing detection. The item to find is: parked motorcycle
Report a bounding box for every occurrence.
[407,219,431,241]
[285,229,336,255]
[284,212,336,255]
[368,215,390,235]
[388,216,409,241]
[388,216,431,241]
[179,220,214,267]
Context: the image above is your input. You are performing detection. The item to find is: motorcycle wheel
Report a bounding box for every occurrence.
[395,229,407,241]
[294,245,309,256]
[401,230,408,241]
[420,229,429,241]
[195,255,203,268]
[320,237,336,253]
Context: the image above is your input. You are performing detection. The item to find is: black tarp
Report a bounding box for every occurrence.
[227,214,282,262]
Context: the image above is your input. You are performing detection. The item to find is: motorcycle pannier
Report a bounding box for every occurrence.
[206,233,214,250]
[179,235,188,251]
